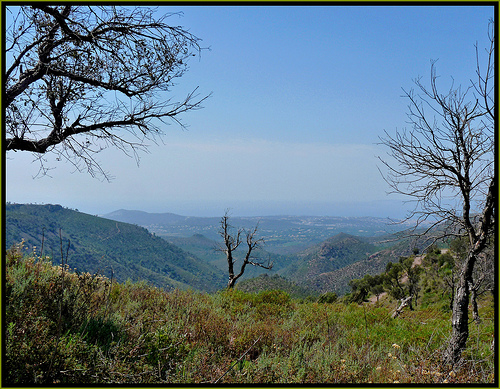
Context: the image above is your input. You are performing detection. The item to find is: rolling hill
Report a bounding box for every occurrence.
[304,249,399,295]
[5,203,226,292]
[164,231,402,295]
[283,233,377,281]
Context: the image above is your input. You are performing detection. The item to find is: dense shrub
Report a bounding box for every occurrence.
[318,292,338,303]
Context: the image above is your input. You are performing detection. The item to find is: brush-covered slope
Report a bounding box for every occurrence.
[236,273,317,299]
[284,233,377,281]
[286,232,438,295]
[5,203,226,292]
[306,249,399,295]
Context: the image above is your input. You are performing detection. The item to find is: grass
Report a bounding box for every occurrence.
[4,242,495,384]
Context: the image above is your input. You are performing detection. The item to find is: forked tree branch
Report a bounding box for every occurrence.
[5,5,210,179]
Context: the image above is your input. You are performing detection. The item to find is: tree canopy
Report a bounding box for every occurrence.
[5,5,209,178]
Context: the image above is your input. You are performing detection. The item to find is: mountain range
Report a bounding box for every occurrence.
[6,204,421,295]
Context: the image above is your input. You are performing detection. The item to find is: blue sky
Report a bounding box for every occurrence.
[5,5,495,217]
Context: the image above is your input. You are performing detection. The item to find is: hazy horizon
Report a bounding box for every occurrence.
[7,198,413,220]
[6,6,493,221]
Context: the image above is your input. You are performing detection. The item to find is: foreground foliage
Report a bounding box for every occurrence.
[4,243,495,384]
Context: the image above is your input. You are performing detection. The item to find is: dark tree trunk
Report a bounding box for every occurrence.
[445,248,479,365]
[446,178,495,366]
[470,282,481,324]
[446,273,471,365]
[227,250,236,289]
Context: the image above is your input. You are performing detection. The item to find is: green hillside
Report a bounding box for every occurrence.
[283,233,377,283]
[6,203,427,296]
[307,249,399,295]
[5,203,226,292]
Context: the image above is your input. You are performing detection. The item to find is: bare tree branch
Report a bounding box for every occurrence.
[5,5,210,179]
[378,20,495,366]
[218,211,273,289]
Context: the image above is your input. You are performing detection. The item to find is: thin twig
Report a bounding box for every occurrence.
[363,305,371,361]
[213,335,262,384]
[134,333,188,359]
[324,307,331,355]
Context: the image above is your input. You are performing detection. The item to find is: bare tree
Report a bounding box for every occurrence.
[217,210,273,289]
[5,5,209,179]
[378,21,495,366]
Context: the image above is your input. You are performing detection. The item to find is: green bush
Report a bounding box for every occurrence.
[318,292,338,304]
[254,289,291,305]
[79,317,123,351]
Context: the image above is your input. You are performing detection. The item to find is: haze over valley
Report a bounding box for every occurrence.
[102,208,416,255]
[6,203,426,295]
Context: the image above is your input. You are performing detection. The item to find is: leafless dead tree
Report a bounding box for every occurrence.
[378,20,495,366]
[217,210,273,289]
[5,5,209,179]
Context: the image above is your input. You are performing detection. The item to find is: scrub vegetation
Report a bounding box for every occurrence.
[5,241,494,385]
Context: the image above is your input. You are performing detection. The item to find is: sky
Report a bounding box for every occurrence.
[5,5,495,218]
